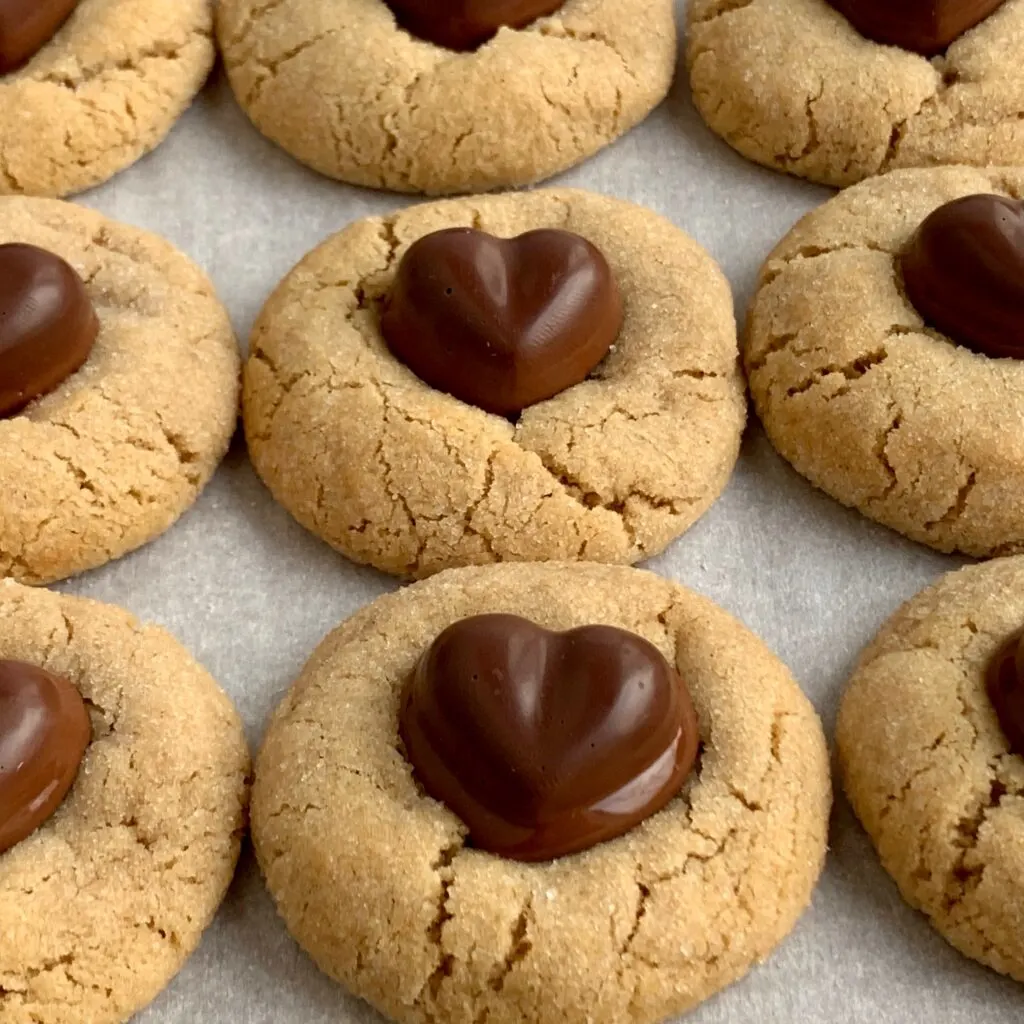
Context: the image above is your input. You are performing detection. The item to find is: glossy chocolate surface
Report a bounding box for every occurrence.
[386,0,564,51]
[828,0,1005,56]
[400,614,700,861]
[900,194,1024,360]
[0,243,98,417]
[987,632,1024,756]
[0,0,80,73]
[381,228,623,416]
[0,660,91,854]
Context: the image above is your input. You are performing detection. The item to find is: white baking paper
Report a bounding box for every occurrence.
[60,4,1021,1018]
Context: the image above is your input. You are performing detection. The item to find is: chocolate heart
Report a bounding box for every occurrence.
[900,195,1024,360]
[987,632,1024,756]
[381,228,623,416]
[828,0,1005,55]
[400,614,700,861]
[0,0,81,73]
[0,243,98,417]
[0,660,91,854]
[386,0,564,51]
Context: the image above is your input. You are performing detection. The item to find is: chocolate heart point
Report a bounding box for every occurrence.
[0,0,82,73]
[0,660,91,854]
[386,0,565,51]
[381,228,623,416]
[400,614,700,861]
[900,194,1024,360]
[0,243,99,417]
[828,0,1006,55]
[987,632,1024,755]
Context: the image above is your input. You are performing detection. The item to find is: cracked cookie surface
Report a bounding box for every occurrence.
[252,561,831,1024]
[0,197,240,585]
[687,0,1024,188]
[746,166,1024,557]
[0,580,250,1024]
[243,188,746,579]
[838,557,1024,981]
[216,0,675,194]
[0,0,214,197]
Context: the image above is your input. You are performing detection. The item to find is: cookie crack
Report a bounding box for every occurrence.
[924,468,978,532]
[414,839,464,1014]
[690,0,757,26]
[782,346,888,399]
[486,895,534,994]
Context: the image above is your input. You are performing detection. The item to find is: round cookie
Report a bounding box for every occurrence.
[745,166,1024,558]
[0,579,250,1023]
[687,0,1024,188]
[253,562,831,1024]
[0,197,240,585]
[838,556,1024,981]
[243,188,746,579]
[216,0,676,194]
[0,0,215,197]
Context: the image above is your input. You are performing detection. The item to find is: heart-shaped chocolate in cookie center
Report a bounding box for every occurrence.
[828,0,1005,55]
[0,0,81,73]
[386,0,564,51]
[900,194,1024,360]
[0,243,98,417]
[0,660,91,854]
[381,228,623,416]
[400,614,699,861]
[987,632,1024,756]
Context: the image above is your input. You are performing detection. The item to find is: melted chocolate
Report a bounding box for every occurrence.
[381,228,622,416]
[901,194,1024,360]
[987,632,1024,755]
[386,0,564,51]
[828,0,1005,56]
[0,660,91,854]
[0,0,81,73]
[0,243,99,417]
[400,614,700,861]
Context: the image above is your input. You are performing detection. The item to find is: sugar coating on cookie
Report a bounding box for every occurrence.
[687,0,1024,188]
[0,197,240,585]
[0,0,215,197]
[0,580,250,1024]
[253,562,831,1024]
[216,0,676,194]
[243,188,746,579]
[838,556,1024,981]
[746,166,1024,558]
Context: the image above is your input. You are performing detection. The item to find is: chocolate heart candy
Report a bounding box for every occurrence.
[381,228,623,416]
[900,195,1024,360]
[0,0,81,73]
[987,632,1024,756]
[828,0,1005,55]
[0,243,98,417]
[386,0,564,51]
[0,660,91,854]
[400,614,700,861]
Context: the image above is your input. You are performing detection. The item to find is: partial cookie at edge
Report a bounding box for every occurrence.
[253,561,831,1024]
[745,166,1024,557]
[216,0,675,193]
[0,196,240,585]
[243,188,746,579]
[0,0,215,197]
[0,580,250,1024]
[687,0,1024,188]
[838,556,1024,981]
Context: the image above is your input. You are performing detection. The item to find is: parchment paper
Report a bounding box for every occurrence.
[62,4,1021,1018]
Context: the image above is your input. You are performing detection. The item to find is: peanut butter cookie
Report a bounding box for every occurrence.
[838,556,1024,982]
[253,562,831,1024]
[687,0,1024,188]
[243,188,746,579]
[0,579,250,1024]
[216,0,676,194]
